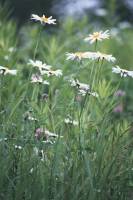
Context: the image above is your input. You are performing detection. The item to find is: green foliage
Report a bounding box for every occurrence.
[0,7,133,200]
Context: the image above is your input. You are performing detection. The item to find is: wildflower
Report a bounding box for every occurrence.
[93,52,116,62]
[113,104,123,113]
[70,79,90,91]
[64,118,78,126]
[0,66,17,75]
[28,59,52,71]
[112,66,133,77]
[31,14,56,25]
[35,128,62,141]
[40,69,62,77]
[84,30,110,44]
[66,52,91,61]
[31,74,49,84]
[70,79,98,97]
[35,128,44,140]
[114,90,125,97]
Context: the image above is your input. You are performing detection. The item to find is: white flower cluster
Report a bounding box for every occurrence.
[29,59,62,84]
[66,51,116,63]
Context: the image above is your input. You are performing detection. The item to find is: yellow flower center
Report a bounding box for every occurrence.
[41,16,48,22]
[75,52,83,58]
[93,32,100,39]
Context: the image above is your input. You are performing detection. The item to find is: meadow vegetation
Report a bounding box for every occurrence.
[0,6,133,200]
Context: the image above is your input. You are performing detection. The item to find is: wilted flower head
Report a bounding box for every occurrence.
[84,30,110,44]
[112,66,133,77]
[31,14,56,25]
[0,66,17,75]
[31,74,49,85]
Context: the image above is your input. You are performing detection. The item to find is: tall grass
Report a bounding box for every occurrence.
[0,7,133,200]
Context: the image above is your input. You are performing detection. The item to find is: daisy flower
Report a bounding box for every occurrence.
[66,52,91,61]
[28,59,52,71]
[112,66,133,77]
[31,14,56,25]
[31,74,49,84]
[93,52,116,62]
[0,66,17,75]
[70,79,98,97]
[40,69,62,77]
[84,30,110,44]
[70,79,90,91]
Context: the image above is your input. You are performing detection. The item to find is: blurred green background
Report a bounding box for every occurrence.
[0,0,133,24]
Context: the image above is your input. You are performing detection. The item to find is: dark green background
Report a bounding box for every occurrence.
[0,0,132,24]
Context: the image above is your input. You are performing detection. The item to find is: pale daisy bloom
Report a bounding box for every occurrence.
[70,79,98,97]
[112,66,133,77]
[31,14,56,25]
[84,30,110,44]
[64,118,78,126]
[79,89,99,97]
[93,52,116,62]
[66,52,92,61]
[70,79,90,91]
[31,74,49,84]
[40,69,62,77]
[28,59,52,71]
[0,66,17,75]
